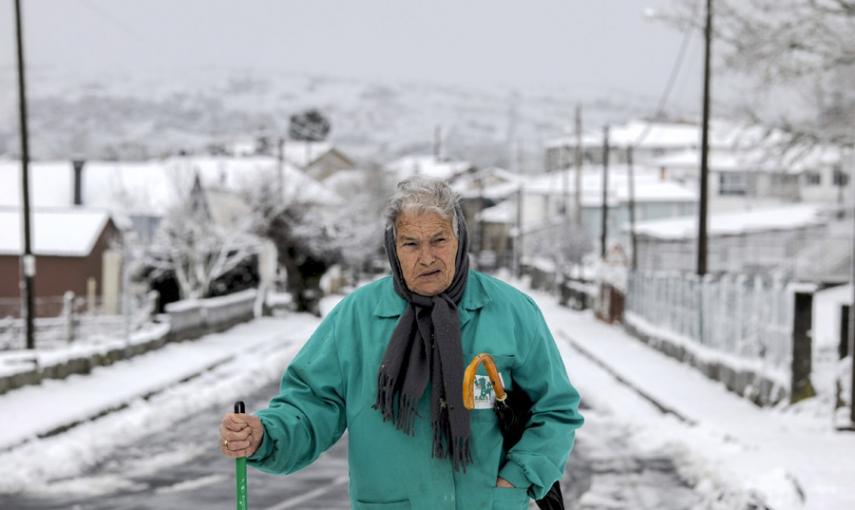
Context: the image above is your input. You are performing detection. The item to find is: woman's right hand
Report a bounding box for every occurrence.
[219,412,264,459]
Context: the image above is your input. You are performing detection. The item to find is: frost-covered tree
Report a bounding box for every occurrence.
[661,0,855,145]
[245,165,390,313]
[288,109,332,142]
[246,183,335,314]
[146,175,259,300]
[321,164,390,271]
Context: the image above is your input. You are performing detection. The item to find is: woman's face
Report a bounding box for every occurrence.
[394,210,459,296]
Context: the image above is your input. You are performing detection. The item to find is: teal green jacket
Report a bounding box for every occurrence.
[249,271,584,510]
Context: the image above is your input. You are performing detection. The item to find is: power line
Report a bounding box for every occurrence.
[79,0,151,46]
[633,0,703,148]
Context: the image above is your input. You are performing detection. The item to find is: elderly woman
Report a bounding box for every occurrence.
[219,177,583,509]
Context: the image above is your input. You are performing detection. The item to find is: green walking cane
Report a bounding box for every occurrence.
[234,401,248,510]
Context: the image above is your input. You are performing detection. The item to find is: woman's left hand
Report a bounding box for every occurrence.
[496,477,514,488]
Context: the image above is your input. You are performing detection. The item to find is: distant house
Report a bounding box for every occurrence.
[0,156,340,222]
[0,157,340,309]
[449,166,524,256]
[630,204,831,277]
[226,138,356,182]
[0,208,122,317]
[385,155,472,184]
[812,284,852,360]
[474,165,697,269]
[544,120,729,171]
[653,144,847,209]
[521,166,695,257]
[283,141,356,181]
[546,119,852,215]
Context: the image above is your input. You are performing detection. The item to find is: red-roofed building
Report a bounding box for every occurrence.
[0,208,122,317]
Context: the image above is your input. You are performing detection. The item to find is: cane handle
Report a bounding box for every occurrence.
[463,353,507,410]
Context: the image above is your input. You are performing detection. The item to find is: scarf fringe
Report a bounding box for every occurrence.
[373,372,417,436]
[432,418,472,472]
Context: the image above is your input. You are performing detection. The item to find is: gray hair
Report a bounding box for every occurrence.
[384,176,460,238]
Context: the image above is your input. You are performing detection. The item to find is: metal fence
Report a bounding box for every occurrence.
[626,271,794,373]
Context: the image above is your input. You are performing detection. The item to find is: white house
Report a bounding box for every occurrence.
[653,143,850,210]
[813,284,851,359]
[543,119,750,170]
[476,165,697,267]
[0,157,341,246]
[630,204,833,277]
[385,155,472,183]
[545,119,853,211]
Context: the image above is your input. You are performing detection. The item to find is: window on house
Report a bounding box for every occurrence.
[719,172,748,196]
[805,172,821,186]
[833,169,849,187]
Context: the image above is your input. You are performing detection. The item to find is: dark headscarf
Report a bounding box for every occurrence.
[374,205,471,470]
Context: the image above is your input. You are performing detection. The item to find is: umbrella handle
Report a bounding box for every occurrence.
[234,401,248,510]
[463,353,507,410]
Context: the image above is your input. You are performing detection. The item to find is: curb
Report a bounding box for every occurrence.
[556,329,697,426]
[0,352,240,455]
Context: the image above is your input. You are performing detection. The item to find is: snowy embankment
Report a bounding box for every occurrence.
[0,314,321,494]
[0,323,170,380]
[530,287,855,510]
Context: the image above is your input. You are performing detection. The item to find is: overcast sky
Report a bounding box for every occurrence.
[1,0,707,108]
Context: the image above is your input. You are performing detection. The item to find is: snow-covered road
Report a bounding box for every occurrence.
[0,386,707,510]
[0,297,733,509]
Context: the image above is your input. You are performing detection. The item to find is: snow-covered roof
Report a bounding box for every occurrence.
[814,283,851,305]
[452,166,525,200]
[283,141,333,168]
[0,207,113,257]
[632,204,827,240]
[385,155,471,182]
[322,167,366,189]
[544,120,770,152]
[523,166,696,205]
[0,157,340,217]
[477,200,515,224]
[654,144,842,175]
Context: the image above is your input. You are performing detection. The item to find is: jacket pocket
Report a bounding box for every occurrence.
[492,486,529,510]
[469,354,515,423]
[354,499,411,510]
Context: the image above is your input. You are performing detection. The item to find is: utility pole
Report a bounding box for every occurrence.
[627,146,638,270]
[277,137,285,197]
[575,105,583,227]
[600,126,610,260]
[434,125,443,161]
[561,124,569,240]
[849,136,855,426]
[14,0,35,350]
[697,0,713,276]
[513,185,524,278]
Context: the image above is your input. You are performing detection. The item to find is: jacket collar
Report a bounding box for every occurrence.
[373,270,491,326]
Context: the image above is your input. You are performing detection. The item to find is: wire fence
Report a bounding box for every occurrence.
[0,291,158,351]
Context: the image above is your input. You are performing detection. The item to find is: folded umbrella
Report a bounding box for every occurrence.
[463,353,564,510]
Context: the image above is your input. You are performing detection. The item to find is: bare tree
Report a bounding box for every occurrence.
[661,0,855,145]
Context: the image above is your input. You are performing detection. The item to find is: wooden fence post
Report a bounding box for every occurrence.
[790,290,816,404]
[63,291,75,344]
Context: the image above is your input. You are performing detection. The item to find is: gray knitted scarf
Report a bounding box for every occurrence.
[374,208,471,471]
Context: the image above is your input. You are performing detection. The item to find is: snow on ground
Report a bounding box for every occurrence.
[526,287,855,510]
[2,283,853,508]
[0,314,320,494]
[0,323,170,378]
